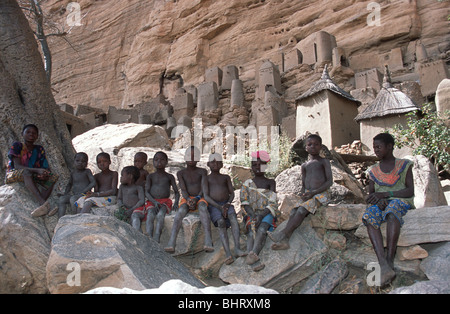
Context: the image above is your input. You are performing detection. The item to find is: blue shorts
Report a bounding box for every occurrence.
[244,213,277,232]
[362,199,411,230]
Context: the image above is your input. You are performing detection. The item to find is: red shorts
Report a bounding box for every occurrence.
[145,198,173,214]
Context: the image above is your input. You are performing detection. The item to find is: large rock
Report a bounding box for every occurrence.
[390,280,450,294]
[354,206,450,247]
[46,214,204,294]
[85,279,278,294]
[0,184,57,294]
[420,242,450,282]
[219,218,328,292]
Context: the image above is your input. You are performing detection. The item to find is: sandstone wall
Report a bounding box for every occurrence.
[43,0,450,111]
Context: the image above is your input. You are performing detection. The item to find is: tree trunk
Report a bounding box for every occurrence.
[0,0,74,185]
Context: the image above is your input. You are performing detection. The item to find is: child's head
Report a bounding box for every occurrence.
[121,166,140,185]
[184,146,200,166]
[251,150,270,174]
[96,152,111,171]
[74,152,89,170]
[153,151,168,169]
[207,153,223,172]
[134,152,148,170]
[22,124,39,143]
[373,133,395,158]
[305,134,322,156]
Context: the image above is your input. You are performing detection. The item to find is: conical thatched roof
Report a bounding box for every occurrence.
[355,66,420,122]
[296,64,361,105]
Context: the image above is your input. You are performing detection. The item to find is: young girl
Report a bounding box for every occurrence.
[362,133,414,287]
[5,124,58,217]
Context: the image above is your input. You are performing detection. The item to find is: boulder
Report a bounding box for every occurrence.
[46,214,204,294]
[219,218,328,292]
[85,279,278,294]
[310,204,366,231]
[0,184,57,294]
[354,206,450,247]
[420,242,450,282]
[389,280,450,294]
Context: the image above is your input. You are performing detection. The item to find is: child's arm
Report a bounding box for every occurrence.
[202,176,221,209]
[144,175,161,208]
[61,173,74,196]
[170,174,180,211]
[177,171,191,200]
[117,185,124,208]
[80,170,96,195]
[127,186,145,213]
[310,159,333,195]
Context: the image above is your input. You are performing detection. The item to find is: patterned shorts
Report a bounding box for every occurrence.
[5,169,58,189]
[362,199,411,230]
[297,191,330,215]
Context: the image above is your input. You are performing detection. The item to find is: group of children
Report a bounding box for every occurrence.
[6,124,414,285]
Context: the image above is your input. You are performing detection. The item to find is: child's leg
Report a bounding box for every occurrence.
[198,201,213,251]
[153,206,167,243]
[131,211,145,231]
[57,194,71,218]
[228,211,246,257]
[146,206,157,236]
[270,206,309,250]
[252,222,270,256]
[22,170,46,205]
[386,213,401,269]
[216,218,232,259]
[165,204,189,252]
[79,200,93,214]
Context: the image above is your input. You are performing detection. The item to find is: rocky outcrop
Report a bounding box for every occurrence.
[42,0,449,111]
[46,214,205,294]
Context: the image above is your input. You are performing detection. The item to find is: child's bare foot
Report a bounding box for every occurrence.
[47,206,58,217]
[235,248,247,257]
[271,238,290,250]
[224,256,234,265]
[31,201,50,217]
[267,230,284,243]
[252,262,265,272]
[203,245,214,253]
[245,251,259,265]
[164,246,175,253]
[380,265,396,287]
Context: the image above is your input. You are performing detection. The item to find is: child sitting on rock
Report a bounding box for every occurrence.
[133,151,149,188]
[55,152,96,218]
[240,150,279,272]
[116,166,145,225]
[76,152,118,213]
[5,124,59,217]
[362,133,414,287]
[136,151,179,242]
[203,153,246,265]
[269,134,333,250]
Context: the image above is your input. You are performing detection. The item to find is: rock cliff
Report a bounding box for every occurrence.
[42,0,450,111]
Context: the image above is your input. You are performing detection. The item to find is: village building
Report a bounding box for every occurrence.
[355,66,421,157]
[296,65,361,149]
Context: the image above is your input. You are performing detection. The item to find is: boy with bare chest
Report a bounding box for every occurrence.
[133,151,179,242]
[203,154,245,264]
[269,134,333,250]
[165,146,213,253]
[77,152,119,214]
[55,152,96,218]
[117,166,145,225]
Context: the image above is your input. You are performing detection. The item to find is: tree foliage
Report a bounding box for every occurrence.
[391,103,450,172]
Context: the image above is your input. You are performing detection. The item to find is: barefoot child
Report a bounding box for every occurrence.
[135,151,179,242]
[165,146,213,253]
[5,124,59,217]
[362,133,414,287]
[203,153,246,265]
[116,166,145,224]
[269,134,333,250]
[134,152,149,188]
[76,152,118,213]
[54,152,96,218]
[241,150,279,272]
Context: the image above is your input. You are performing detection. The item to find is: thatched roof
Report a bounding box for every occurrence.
[296,64,361,105]
[355,66,420,122]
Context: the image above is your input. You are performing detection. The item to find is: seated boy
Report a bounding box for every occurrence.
[116,166,145,225]
[134,152,149,188]
[135,151,179,242]
[76,152,118,213]
[164,146,213,253]
[203,153,246,265]
[241,150,279,272]
[362,133,414,287]
[269,134,333,250]
[54,152,96,218]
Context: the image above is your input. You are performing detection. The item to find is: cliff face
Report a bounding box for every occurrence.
[43,0,449,111]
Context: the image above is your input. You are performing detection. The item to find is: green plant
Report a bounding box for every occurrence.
[390,103,450,172]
